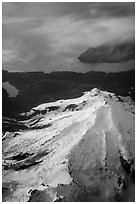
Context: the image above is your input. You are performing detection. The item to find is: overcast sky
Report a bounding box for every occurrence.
[2,2,135,72]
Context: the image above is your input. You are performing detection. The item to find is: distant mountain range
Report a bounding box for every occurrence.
[2,69,135,118]
[78,41,135,63]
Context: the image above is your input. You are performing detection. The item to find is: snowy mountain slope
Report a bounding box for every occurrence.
[2,88,135,202]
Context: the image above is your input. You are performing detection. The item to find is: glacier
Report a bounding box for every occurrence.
[2,88,135,202]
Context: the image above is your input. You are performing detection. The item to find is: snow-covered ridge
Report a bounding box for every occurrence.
[2,88,135,202]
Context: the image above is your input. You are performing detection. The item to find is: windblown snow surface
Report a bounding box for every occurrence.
[2,88,135,202]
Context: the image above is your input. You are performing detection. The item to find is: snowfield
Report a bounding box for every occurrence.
[2,88,135,202]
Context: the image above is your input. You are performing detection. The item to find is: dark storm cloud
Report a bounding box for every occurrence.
[3,2,134,19]
[2,2,92,19]
[90,2,135,18]
[2,2,135,72]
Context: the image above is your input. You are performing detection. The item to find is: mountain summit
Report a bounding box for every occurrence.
[2,88,135,202]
